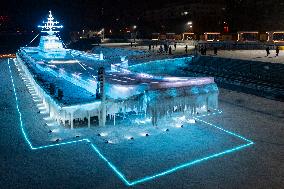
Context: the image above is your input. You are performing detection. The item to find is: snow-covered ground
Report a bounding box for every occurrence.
[1,58,284,188]
[120,44,284,64]
[199,50,284,64]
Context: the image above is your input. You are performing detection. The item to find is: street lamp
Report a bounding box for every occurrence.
[186,21,193,32]
[100,28,105,41]
[132,25,137,43]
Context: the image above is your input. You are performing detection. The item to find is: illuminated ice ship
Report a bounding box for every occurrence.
[37,11,66,58]
[16,11,219,129]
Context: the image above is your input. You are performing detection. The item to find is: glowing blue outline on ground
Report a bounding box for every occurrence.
[7,58,254,186]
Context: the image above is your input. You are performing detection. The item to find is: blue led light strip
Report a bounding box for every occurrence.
[193,117,254,143]
[8,59,87,149]
[129,142,253,186]
[195,109,223,118]
[8,58,254,186]
[8,58,134,186]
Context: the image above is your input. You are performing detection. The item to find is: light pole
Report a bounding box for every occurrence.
[101,28,105,41]
[133,25,137,43]
[187,21,193,32]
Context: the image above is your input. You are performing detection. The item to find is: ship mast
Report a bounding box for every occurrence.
[38,11,63,35]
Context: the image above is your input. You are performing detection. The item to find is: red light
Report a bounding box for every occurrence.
[223,26,229,33]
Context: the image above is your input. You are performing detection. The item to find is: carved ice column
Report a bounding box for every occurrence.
[113,114,116,126]
[99,103,106,127]
[87,111,90,128]
[48,102,51,117]
[62,110,66,126]
[70,112,74,129]
[206,96,209,111]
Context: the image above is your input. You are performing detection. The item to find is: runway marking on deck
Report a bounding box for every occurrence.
[7,58,254,186]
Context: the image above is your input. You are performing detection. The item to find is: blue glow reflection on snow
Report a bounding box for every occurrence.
[8,58,254,186]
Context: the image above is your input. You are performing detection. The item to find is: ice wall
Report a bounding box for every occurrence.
[105,83,218,126]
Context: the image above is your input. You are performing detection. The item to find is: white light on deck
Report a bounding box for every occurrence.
[50,60,79,64]
[99,132,108,137]
[52,128,60,133]
[187,119,196,124]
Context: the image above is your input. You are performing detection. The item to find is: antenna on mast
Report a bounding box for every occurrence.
[38,11,63,35]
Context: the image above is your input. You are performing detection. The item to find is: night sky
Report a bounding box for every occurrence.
[2,0,283,42]
[1,0,184,31]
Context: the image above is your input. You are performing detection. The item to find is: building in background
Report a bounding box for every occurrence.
[140,0,226,36]
[226,0,284,32]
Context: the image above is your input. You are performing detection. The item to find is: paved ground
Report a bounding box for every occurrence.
[0,58,283,189]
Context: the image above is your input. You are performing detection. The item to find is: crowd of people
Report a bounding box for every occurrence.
[266,46,280,57]
[147,42,177,55]
[130,41,281,57]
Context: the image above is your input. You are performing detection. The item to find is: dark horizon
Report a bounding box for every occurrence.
[2,0,284,34]
[1,0,179,31]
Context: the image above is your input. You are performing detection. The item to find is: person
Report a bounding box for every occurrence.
[149,44,151,51]
[174,42,177,50]
[130,42,133,47]
[159,45,163,53]
[185,45,188,54]
[169,46,172,55]
[276,46,280,56]
[266,46,270,56]
[200,46,204,55]
[164,44,168,53]
[214,46,218,55]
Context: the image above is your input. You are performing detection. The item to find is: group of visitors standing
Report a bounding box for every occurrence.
[148,42,178,55]
[199,46,208,55]
[266,46,280,57]
[133,41,282,58]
